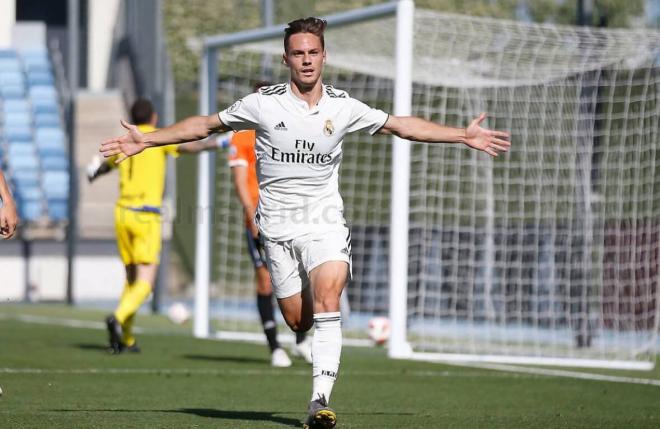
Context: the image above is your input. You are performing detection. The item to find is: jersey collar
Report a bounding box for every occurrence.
[286,82,325,115]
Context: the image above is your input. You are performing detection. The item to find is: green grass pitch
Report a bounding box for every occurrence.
[1,304,659,428]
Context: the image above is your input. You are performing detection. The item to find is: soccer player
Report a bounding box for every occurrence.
[99,17,510,428]
[228,82,313,367]
[0,169,18,239]
[88,98,227,354]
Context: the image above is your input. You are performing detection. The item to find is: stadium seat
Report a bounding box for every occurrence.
[37,141,66,158]
[4,112,31,127]
[41,155,68,171]
[4,126,32,141]
[29,85,57,101]
[35,127,65,145]
[32,99,59,114]
[27,72,54,86]
[20,199,44,222]
[46,198,68,221]
[42,171,68,200]
[2,99,30,113]
[9,153,39,171]
[12,170,40,188]
[0,72,25,86]
[0,59,21,72]
[7,143,36,158]
[0,49,18,59]
[34,113,60,128]
[1,85,26,99]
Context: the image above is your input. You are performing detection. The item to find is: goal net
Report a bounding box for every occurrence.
[204,9,660,368]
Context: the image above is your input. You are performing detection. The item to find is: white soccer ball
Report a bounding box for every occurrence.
[167,302,191,325]
[367,316,391,345]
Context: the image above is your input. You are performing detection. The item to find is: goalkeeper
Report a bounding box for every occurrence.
[99,17,510,427]
[87,98,228,354]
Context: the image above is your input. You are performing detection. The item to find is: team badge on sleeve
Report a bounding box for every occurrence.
[324,119,334,136]
[227,99,242,113]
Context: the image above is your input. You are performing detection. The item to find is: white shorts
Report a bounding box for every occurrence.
[262,226,352,299]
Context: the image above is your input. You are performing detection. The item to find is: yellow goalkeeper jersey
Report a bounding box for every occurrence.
[114,124,179,210]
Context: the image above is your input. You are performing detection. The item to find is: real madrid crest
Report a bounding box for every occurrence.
[323,119,334,136]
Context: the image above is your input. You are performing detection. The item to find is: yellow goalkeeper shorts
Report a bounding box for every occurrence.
[114,205,162,265]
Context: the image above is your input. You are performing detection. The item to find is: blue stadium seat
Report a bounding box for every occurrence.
[47,199,68,221]
[37,140,66,158]
[4,126,32,141]
[0,49,18,59]
[2,99,30,113]
[9,153,39,171]
[1,85,26,99]
[20,199,44,222]
[4,112,31,127]
[41,155,68,171]
[7,143,35,158]
[32,99,59,114]
[27,72,54,86]
[0,59,21,72]
[29,85,57,101]
[0,72,25,86]
[42,171,69,200]
[34,113,60,127]
[12,169,40,188]
[35,127,65,145]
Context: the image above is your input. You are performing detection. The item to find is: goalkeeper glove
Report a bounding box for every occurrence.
[86,155,111,182]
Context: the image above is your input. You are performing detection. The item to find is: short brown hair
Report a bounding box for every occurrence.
[283,17,327,52]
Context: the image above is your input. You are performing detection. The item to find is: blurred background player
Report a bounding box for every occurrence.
[87,98,228,354]
[227,82,313,367]
[0,169,19,239]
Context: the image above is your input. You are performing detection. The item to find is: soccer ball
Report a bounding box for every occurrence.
[367,316,390,345]
[167,302,191,325]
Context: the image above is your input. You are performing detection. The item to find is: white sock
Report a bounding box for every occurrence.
[311,312,342,404]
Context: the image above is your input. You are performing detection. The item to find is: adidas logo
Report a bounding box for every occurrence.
[274,121,287,131]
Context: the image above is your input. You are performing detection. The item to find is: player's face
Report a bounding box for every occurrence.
[283,33,326,89]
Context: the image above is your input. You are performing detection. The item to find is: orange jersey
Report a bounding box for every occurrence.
[227,129,259,210]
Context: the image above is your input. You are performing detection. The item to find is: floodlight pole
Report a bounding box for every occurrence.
[388,0,414,359]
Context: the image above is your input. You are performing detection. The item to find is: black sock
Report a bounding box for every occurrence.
[257,293,279,352]
[296,330,307,345]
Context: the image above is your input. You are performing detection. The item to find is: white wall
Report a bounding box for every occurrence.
[87,0,121,91]
[0,0,16,48]
[0,241,124,303]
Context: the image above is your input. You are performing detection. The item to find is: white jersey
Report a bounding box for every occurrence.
[219,82,388,241]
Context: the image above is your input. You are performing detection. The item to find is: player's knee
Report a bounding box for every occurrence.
[314,293,341,313]
[283,315,313,333]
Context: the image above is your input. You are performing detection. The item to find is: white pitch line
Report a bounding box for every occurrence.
[445,361,660,387]
[0,313,147,332]
[3,313,659,387]
[0,367,524,379]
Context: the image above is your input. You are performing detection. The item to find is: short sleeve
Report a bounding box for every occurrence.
[218,93,261,131]
[346,98,389,135]
[162,144,180,158]
[227,131,252,168]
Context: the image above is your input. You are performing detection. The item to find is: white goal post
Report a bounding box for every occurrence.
[194,1,660,370]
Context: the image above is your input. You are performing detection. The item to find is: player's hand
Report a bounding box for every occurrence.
[100,120,147,163]
[0,202,19,239]
[464,113,511,157]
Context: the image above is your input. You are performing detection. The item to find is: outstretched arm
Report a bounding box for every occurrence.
[0,170,18,239]
[379,113,510,157]
[176,132,233,154]
[100,114,229,163]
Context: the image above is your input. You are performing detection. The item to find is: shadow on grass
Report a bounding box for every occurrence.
[183,353,269,365]
[72,343,110,352]
[52,408,301,427]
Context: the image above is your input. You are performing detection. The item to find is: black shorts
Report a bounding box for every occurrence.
[245,228,266,269]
